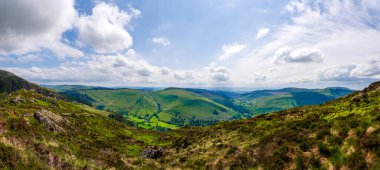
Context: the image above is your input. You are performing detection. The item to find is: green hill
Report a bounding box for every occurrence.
[54,87,243,130]
[241,87,354,114]
[1,70,380,169]
[52,85,352,130]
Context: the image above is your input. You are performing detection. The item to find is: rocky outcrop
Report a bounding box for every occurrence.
[141,146,163,159]
[33,110,67,133]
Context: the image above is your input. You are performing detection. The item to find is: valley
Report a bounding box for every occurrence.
[47,84,353,130]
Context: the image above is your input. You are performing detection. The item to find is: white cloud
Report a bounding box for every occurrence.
[152,37,171,46]
[231,0,380,88]
[218,43,246,60]
[351,57,380,77]
[0,0,83,58]
[256,28,270,40]
[207,64,231,82]
[316,56,380,86]
[318,64,358,82]
[273,46,323,64]
[76,3,138,53]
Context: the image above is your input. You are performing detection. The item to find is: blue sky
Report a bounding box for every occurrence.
[1,0,380,89]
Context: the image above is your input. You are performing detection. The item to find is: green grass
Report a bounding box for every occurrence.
[0,70,379,169]
[0,89,173,169]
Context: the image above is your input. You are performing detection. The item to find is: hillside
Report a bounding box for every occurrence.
[0,70,379,169]
[241,87,354,114]
[162,81,380,169]
[56,87,243,130]
[53,85,352,130]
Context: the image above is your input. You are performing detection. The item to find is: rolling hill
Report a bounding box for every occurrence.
[51,85,353,130]
[0,70,379,169]
[240,87,354,114]
[53,87,243,130]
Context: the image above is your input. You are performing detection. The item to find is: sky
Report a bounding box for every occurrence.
[0,0,380,89]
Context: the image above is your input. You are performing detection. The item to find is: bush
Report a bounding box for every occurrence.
[317,142,331,156]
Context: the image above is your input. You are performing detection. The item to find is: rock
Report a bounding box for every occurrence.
[34,110,67,133]
[11,95,24,104]
[141,146,163,159]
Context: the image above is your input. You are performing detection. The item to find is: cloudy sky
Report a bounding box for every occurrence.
[1,0,380,89]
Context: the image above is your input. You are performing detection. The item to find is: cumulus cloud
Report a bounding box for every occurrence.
[273,46,324,64]
[318,65,358,82]
[218,43,246,60]
[4,52,155,85]
[256,28,270,40]
[76,3,139,53]
[160,67,171,75]
[0,0,83,57]
[318,57,380,82]
[351,57,380,77]
[152,37,171,46]
[208,65,231,82]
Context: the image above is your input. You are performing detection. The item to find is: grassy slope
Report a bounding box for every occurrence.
[163,82,380,169]
[0,89,171,169]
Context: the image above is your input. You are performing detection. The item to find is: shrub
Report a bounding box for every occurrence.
[317,142,331,156]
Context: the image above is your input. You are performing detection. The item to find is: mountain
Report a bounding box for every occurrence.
[1,70,380,169]
[52,85,353,130]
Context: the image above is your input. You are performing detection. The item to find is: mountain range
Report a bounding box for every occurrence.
[1,70,379,169]
[45,83,353,130]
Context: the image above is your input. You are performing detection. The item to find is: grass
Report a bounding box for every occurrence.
[0,73,380,169]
